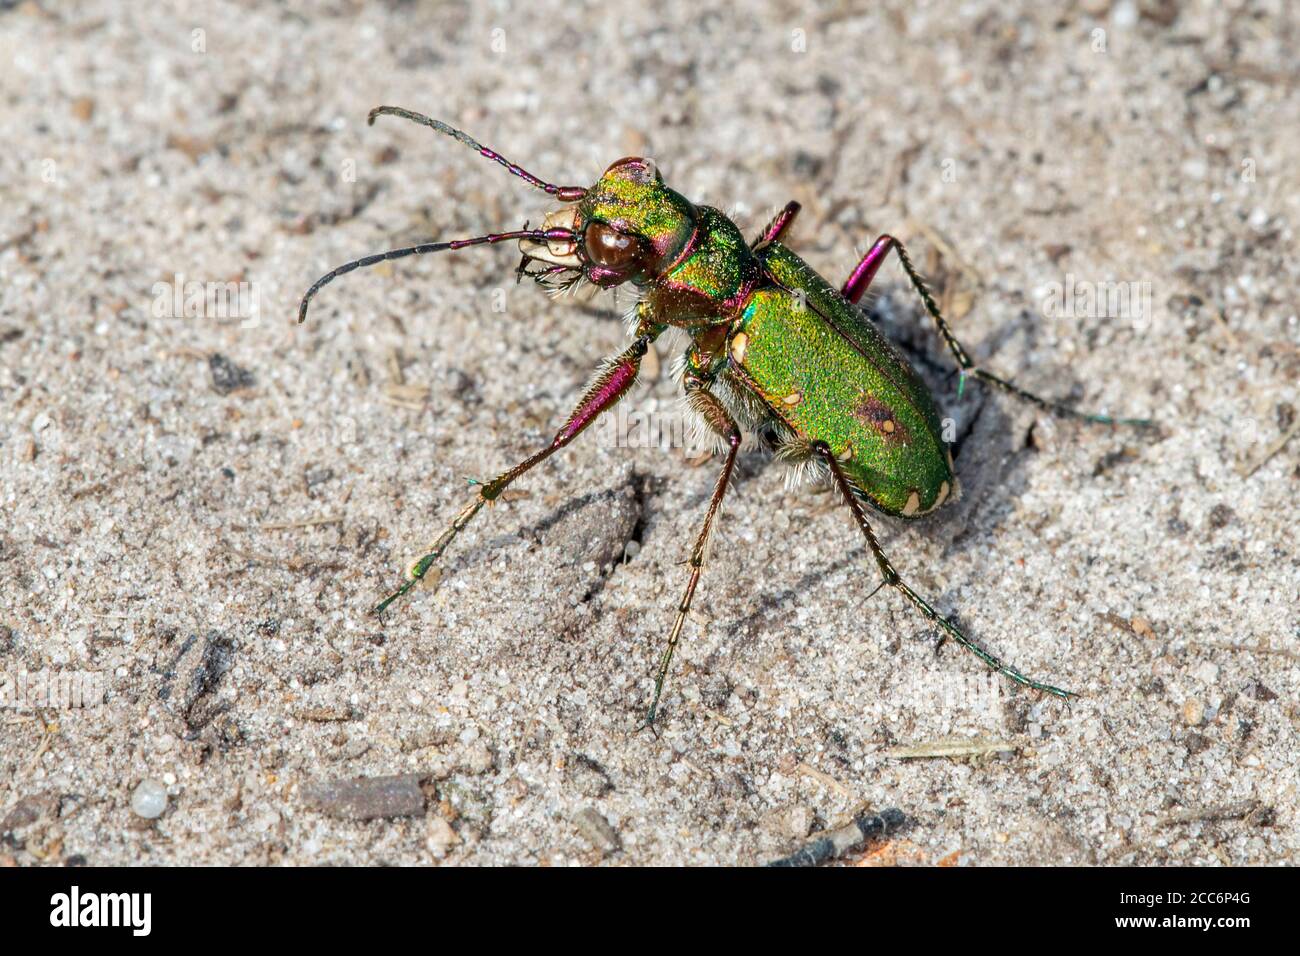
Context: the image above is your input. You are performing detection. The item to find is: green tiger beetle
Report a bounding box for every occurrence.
[299,106,1152,732]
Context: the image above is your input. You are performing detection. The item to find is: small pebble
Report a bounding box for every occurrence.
[462,744,494,775]
[1182,698,1205,726]
[427,816,460,856]
[131,779,168,819]
[788,805,813,838]
[208,353,255,394]
[573,807,621,855]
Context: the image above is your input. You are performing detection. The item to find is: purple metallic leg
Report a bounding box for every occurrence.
[841,234,898,304]
[751,201,801,248]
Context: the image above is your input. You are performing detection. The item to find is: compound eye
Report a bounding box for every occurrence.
[584,221,642,270]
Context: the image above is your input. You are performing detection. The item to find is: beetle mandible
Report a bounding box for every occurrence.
[299,106,1152,731]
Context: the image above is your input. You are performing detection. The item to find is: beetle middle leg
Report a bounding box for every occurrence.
[842,235,1152,427]
[373,331,657,615]
[815,442,1075,700]
[641,379,742,732]
[751,200,801,249]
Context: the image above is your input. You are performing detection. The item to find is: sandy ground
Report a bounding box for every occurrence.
[1,0,1296,867]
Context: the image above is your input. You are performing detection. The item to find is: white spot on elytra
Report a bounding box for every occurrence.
[730,332,748,364]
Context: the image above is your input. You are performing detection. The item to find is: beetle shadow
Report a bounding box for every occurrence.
[864,288,1080,557]
[465,482,633,562]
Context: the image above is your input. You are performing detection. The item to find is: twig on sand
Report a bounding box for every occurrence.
[1238,417,1300,478]
[1157,800,1263,828]
[885,737,1020,760]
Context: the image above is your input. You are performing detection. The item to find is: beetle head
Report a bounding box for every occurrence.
[518,157,697,291]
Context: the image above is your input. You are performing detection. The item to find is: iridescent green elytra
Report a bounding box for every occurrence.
[299,107,1152,732]
[739,246,954,518]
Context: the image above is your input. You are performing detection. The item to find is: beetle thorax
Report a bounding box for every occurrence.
[642,206,763,328]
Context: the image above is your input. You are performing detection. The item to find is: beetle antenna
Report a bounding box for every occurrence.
[368,106,588,202]
[298,227,576,324]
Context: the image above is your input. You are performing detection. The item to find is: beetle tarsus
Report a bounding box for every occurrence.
[817,442,1077,701]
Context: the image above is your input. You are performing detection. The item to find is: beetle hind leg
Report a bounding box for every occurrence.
[816,443,1075,701]
[843,235,1153,428]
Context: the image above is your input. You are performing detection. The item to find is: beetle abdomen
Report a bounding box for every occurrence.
[730,245,954,518]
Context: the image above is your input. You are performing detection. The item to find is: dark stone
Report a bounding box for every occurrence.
[209,353,255,394]
[2,792,56,832]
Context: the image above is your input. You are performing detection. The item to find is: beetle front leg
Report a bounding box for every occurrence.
[373,330,658,615]
[816,443,1075,701]
[843,236,1152,428]
[640,379,742,733]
